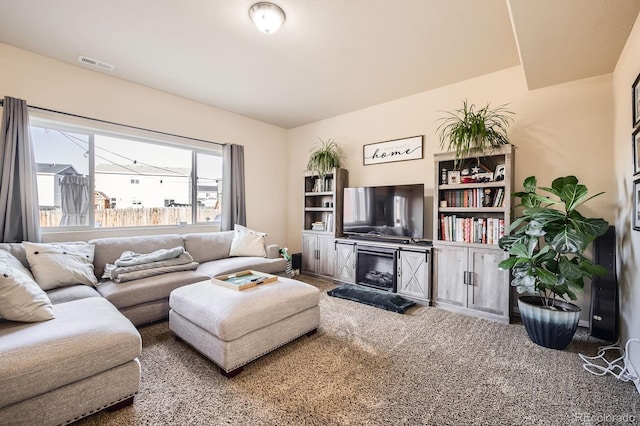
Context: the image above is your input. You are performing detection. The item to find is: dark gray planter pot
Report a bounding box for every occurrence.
[518,295,581,350]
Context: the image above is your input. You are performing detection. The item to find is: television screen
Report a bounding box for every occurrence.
[343,183,424,240]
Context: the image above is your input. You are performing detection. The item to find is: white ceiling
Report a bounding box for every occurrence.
[0,0,638,129]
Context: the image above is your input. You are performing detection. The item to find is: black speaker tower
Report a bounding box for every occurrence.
[589,226,618,342]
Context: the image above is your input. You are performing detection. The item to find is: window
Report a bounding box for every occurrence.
[31,120,223,230]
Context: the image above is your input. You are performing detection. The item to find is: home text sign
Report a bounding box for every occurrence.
[363,135,423,165]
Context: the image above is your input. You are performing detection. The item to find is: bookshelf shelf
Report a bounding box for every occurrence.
[304,207,334,212]
[438,207,505,213]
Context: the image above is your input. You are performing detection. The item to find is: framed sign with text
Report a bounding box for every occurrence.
[363,135,423,166]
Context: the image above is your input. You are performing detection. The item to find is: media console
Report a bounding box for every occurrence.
[334,238,432,304]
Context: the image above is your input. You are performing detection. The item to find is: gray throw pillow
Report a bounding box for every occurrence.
[0,248,34,279]
[0,262,55,322]
[23,242,98,290]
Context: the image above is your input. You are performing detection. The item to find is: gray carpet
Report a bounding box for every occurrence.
[77,276,639,425]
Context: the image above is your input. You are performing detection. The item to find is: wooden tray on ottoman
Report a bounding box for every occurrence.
[211,270,278,291]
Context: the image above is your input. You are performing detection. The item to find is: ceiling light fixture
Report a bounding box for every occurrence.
[249,2,286,34]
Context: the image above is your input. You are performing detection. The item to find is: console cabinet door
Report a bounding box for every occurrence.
[317,234,336,277]
[467,247,510,317]
[397,249,431,302]
[301,233,318,274]
[433,245,467,307]
[335,241,356,284]
[302,233,336,277]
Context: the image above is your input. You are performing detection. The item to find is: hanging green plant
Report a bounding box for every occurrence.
[437,100,514,168]
[306,138,343,179]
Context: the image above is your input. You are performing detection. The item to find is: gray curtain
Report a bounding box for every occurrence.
[59,175,90,226]
[221,143,246,230]
[0,96,41,242]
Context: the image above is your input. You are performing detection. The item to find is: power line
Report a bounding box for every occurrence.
[58,130,188,176]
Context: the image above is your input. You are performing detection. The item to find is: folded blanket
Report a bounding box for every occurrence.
[103,252,195,281]
[112,261,199,283]
[114,246,185,267]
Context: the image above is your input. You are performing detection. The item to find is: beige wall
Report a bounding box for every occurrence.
[613,14,640,353]
[287,66,615,252]
[0,43,289,246]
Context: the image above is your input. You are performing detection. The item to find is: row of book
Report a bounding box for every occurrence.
[441,187,506,208]
[439,215,505,245]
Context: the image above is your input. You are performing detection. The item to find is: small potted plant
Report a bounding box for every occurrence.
[437,100,514,168]
[498,175,609,350]
[306,138,343,179]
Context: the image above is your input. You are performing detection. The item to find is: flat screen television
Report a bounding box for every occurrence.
[343,183,425,240]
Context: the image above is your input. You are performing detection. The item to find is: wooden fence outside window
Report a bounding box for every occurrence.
[39,207,220,228]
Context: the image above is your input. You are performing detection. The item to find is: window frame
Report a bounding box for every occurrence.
[30,112,223,234]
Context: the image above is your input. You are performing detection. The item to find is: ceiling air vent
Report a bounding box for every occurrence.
[77,56,115,71]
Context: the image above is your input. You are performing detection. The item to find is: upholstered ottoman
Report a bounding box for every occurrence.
[168,277,320,377]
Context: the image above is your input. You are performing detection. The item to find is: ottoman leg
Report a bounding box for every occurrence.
[108,396,134,411]
[220,366,243,378]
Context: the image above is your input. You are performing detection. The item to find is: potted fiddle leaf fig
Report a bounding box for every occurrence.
[437,100,514,168]
[498,175,609,350]
[306,138,343,179]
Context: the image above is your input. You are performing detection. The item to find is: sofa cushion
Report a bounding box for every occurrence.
[46,285,102,305]
[182,231,234,263]
[196,256,287,277]
[96,269,209,309]
[90,234,184,279]
[229,225,266,257]
[23,242,98,290]
[0,297,141,409]
[0,263,54,322]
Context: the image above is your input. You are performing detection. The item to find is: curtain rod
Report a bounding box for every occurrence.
[0,98,226,147]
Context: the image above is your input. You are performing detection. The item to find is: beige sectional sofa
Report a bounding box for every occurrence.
[91,232,286,325]
[0,230,287,425]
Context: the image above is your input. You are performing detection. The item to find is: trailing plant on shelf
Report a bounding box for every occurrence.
[306,138,343,179]
[497,175,609,349]
[437,100,514,168]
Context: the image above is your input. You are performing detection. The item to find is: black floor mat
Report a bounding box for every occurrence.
[327,283,416,314]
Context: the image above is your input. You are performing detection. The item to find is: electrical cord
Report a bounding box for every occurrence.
[579,339,640,387]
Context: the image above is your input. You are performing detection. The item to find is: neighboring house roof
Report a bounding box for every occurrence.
[197,185,218,192]
[95,163,190,177]
[94,191,110,200]
[36,163,79,175]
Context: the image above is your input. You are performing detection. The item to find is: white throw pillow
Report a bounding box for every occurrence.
[0,263,55,322]
[23,242,98,290]
[229,225,267,257]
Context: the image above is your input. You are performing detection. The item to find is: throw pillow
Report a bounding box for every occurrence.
[0,248,34,280]
[229,224,267,257]
[0,263,55,322]
[23,242,98,290]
